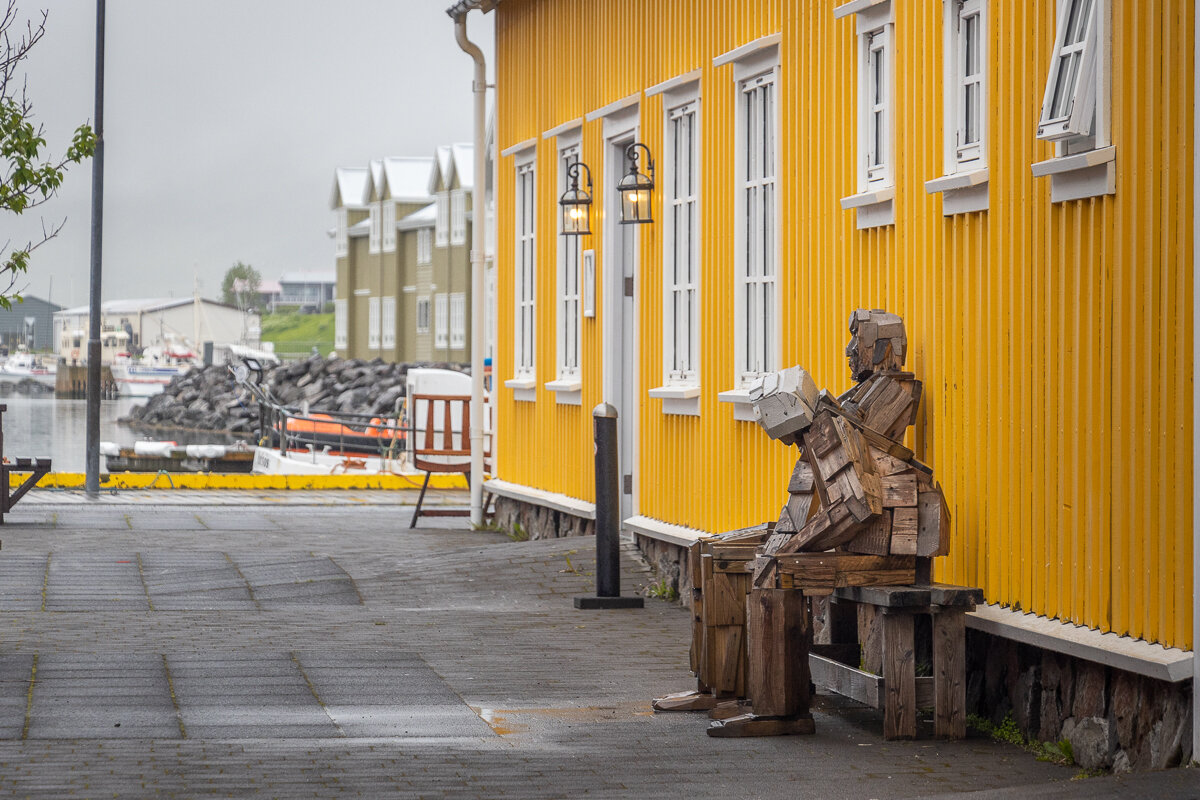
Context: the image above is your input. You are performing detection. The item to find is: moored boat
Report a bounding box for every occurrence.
[0,349,57,389]
[111,342,201,397]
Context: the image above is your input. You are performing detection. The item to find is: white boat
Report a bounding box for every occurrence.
[0,349,57,388]
[111,343,201,397]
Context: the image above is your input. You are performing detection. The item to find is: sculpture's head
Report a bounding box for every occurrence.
[846,309,906,382]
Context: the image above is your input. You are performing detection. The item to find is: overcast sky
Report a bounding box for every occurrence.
[6,1,493,309]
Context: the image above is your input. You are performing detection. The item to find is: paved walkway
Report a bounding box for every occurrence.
[0,490,1193,798]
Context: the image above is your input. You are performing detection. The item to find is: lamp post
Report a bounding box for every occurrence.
[85,0,106,496]
[617,142,655,224]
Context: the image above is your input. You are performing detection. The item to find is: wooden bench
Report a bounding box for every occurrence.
[809,582,983,739]
[408,393,491,528]
[0,404,51,523]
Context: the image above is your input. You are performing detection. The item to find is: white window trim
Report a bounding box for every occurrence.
[367,296,381,350]
[450,190,466,245]
[381,296,396,349]
[653,80,701,417]
[335,209,348,258]
[417,228,432,265]
[552,134,583,404]
[1032,0,1114,203]
[449,292,466,350]
[368,204,381,254]
[926,0,989,215]
[434,292,449,349]
[727,43,782,400]
[508,146,537,401]
[334,298,348,350]
[416,295,431,334]
[435,191,450,247]
[382,202,397,252]
[838,0,895,229]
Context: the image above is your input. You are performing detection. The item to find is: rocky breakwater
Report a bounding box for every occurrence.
[123,356,465,434]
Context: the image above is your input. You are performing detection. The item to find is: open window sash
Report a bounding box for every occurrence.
[1037,0,1099,141]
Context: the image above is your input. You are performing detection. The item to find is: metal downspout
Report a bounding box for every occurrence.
[453,13,487,526]
[1192,0,1198,764]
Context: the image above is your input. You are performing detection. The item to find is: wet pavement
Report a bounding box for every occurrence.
[0,490,1194,798]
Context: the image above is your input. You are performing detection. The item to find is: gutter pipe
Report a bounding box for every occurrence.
[449,2,492,526]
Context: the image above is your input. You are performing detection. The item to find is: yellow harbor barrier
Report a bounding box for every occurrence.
[6,472,470,491]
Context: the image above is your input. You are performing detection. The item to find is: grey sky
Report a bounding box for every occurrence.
[7,1,493,309]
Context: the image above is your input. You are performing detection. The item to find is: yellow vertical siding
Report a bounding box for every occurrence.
[494,0,1194,649]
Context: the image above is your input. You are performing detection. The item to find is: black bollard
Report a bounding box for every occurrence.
[574,403,643,610]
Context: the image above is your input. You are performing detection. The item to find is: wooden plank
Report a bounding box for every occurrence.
[808,653,934,710]
[775,553,914,574]
[929,584,985,607]
[882,473,918,507]
[706,571,745,626]
[837,568,916,587]
[845,509,892,555]
[891,507,919,555]
[834,585,931,608]
[810,642,860,666]
[747,589,811,717]
[934,609,967,738]
[688,544,704,678]
[787,457,815,493]
[882,612,917,740]
[710,624,745,696]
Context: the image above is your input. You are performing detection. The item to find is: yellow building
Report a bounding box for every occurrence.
[474,0,1196,768]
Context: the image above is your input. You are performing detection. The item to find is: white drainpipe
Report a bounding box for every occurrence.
[451,4,489,526]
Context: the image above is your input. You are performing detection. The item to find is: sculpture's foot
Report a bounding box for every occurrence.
[652,690,719,713]
[706,713,815,738]
[708,699,752,720]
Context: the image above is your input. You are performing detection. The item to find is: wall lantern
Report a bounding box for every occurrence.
[617,142,655,224]
[559,162,593,236]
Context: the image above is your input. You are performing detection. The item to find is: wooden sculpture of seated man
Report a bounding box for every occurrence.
[653,309,950,735]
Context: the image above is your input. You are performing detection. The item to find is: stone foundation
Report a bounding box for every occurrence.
[491,496,593,540]
[630,533,1194,772]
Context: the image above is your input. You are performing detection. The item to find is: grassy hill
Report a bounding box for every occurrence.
[260,312,334,359]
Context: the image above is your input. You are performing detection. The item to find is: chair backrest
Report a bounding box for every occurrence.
[411,394,490,473]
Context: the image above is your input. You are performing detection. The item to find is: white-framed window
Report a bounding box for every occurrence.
[663,95,700,386]
[735,58,780,386]
[511,151,537,382]
[381,297,396,349]
[1037,0,1101,143]
[367,296,381,350]
[335,209,348,258]
[449,292,466,349]
[434,292,448,349]
[925,0,989,214]
[1030,0,1113,202]
[555,142,582,383]
[417,228,432,265]
[334,298,348,349]
[435,191,449,247]
[382,202,396,252]
[862,26,893,189]
[450,190,466,245]
[416,296,431,334]
[368,204,381,254]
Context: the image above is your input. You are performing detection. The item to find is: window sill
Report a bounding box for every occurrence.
[925,169,989,215]
[840,186,895,229]
[649,384,701,416]
[1031,146,1116,203]
[545,379,582,406]
[505,377,537,403]
[717,388,759,422]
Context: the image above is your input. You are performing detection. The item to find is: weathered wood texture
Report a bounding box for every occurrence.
[882,612,917,740]
[933,609,967,739]
[746,589,811,718]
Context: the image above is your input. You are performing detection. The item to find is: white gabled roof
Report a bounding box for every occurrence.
[278,271,336,285]
[398,202,437,231]
[383,157,435,203]
[369,159,385,201]
[56,297,236,316]
[431,145,454,193]
[330,167,370,210]
[451,143,474,190]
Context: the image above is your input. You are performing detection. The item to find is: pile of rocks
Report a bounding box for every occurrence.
[123,356,466,434]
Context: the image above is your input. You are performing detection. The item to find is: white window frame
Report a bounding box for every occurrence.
[335,209,348,258]
[548,137,583,399]
[334,298,348,349]
[417,228,432,265]
[382,202,396,252]
[434,292,449,349]
[435,191,449,247]
[449,292,466,350]
[1031,0,1114,202]
[733,51,781,390]
[381,296,396,349]
[367,296,381,350]
[416,296,431,334]
[368,204,381,254]
[648,79,702,416]
[450,190,466,245]
[925,0,990,215]
[836,1,896,229]
[507,148,537,398]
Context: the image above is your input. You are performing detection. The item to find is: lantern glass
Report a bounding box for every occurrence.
[618,172,653,224]
[560,188,591,235]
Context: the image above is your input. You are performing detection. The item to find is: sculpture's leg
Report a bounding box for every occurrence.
[708,588,814,737]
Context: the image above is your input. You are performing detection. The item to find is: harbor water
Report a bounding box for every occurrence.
[0,394,243,472]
